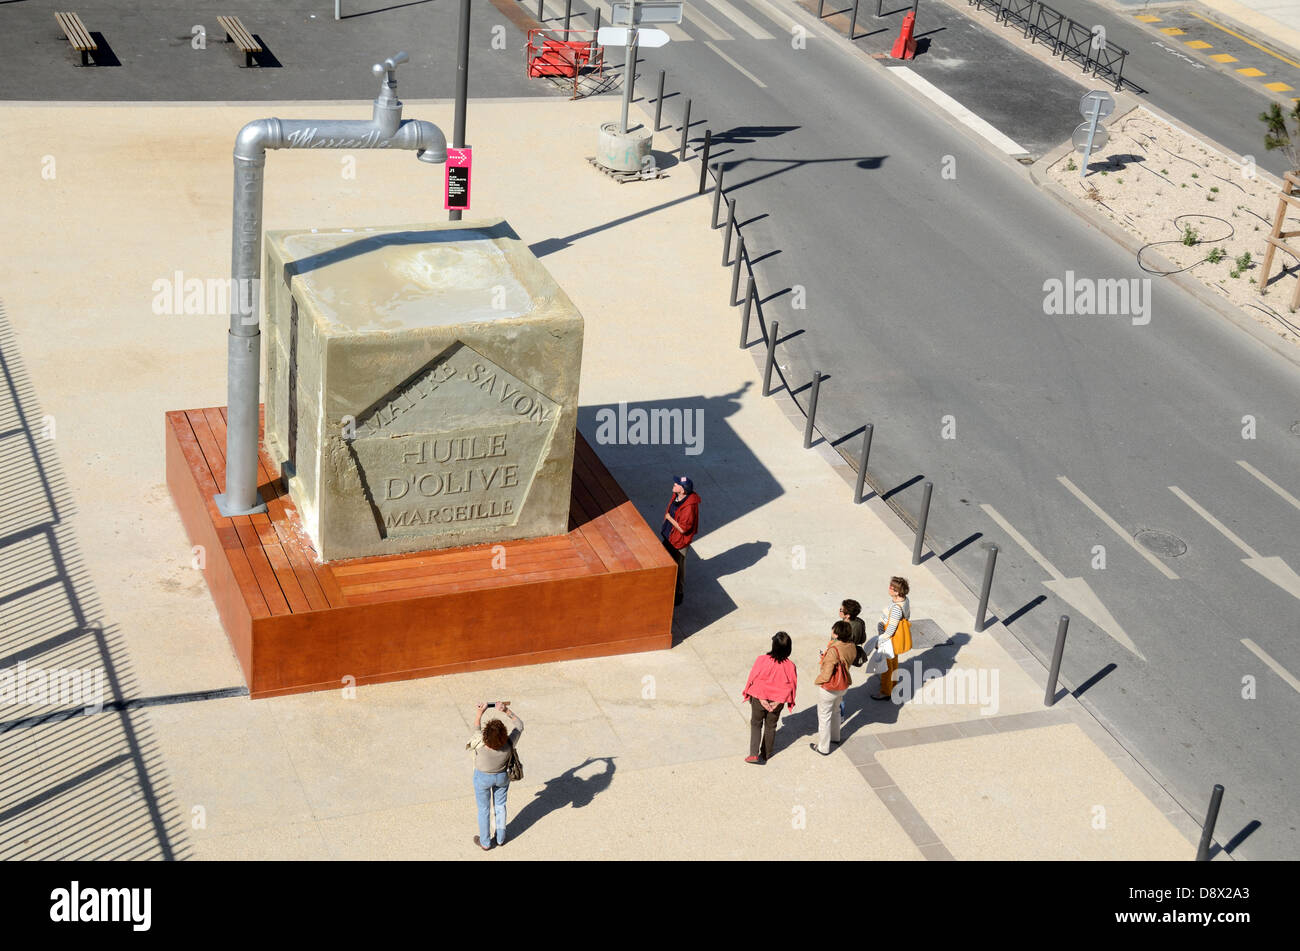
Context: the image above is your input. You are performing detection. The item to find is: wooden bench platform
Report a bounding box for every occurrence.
[165,406,676,698]
[216,15,262,67]
[55,12,97,66]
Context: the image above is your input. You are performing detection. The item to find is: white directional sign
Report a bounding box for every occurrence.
[1080,90,1115,119]
[598,26,670,48]
[611,1,684,26]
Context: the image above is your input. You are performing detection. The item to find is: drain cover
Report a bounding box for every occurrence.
[1291,421,1300,436]
[1135,529,1187,558]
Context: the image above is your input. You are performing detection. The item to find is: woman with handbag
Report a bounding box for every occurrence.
[867,576,912,701]
[811,621,856,756]
[467,701,523,851]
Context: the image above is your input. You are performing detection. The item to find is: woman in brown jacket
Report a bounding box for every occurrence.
[811,620,857,755]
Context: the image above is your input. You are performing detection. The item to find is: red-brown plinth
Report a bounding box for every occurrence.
[165,407,676,698]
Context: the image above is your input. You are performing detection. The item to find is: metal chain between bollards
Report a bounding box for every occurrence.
[762,318,779,396]
[1044,615,1069,706]
[911,481,933,565]
[853,424,874,504]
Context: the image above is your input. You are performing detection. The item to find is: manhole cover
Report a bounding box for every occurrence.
[1135,529,1187,558]
[1291,421,1300,436]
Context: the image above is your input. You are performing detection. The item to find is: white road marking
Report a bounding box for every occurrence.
[1237,460,1300,513]
[704,40,768,87]
[685,4,735,40]
[1169,486,1258,557]
[746,0,805,36]
[981,503,1145,659]
[885,67,1029,157]
[1057,476,1180,580]
[1170,485,1300,603]
[701,0,775,39]
[1241,639,1300,694]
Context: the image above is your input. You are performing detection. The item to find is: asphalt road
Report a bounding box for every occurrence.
[582,0,1299,858]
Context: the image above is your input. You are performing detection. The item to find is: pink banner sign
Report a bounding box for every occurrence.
[444,147,472,211]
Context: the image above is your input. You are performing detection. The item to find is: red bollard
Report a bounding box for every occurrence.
[891,11,918,59]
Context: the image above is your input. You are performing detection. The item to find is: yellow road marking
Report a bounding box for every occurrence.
[1187,10,1300,69]
[1160,27,1185,35]
[1265,81,1295,92]
[1238,67,1267,77]
[1185,40,1213,49]
[1210,53,1238,62]
[1135,15,1161,23]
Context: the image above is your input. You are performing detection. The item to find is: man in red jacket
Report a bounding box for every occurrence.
[661,476,700,606]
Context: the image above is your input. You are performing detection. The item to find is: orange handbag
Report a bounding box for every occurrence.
[891,617,913,655]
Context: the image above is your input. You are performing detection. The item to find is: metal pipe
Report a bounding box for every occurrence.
[974,544,998,631]
[679,98,691,160]
[654,69,665,132]
[711,162,724,228]
[739,276,755,348]
[911,481,933,565]
[730,234,744,305]
[564,0,573,32]
[698,129,712,193]
[217,53,448,517]
[721,197,736,265]
[850,0,860,38]
[762,319,779,396]
[1044,615,1069,706]
[1196,785,1224,861]
[854,424,873,503]
[803,371,822,448]
[450,0,471,222]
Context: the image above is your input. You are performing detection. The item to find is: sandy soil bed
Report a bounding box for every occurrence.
[1046,106,1300,347]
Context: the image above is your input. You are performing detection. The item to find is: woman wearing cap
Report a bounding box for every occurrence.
[661,476,700,606]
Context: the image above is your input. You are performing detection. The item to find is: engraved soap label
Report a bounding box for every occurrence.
[348,342,560,538]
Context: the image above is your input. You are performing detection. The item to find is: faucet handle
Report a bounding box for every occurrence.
[372,51,409,78]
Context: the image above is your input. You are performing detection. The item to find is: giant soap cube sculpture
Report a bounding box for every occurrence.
[262,220,583,561]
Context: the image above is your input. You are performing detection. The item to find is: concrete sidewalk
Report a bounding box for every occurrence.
[0,95,1197,859]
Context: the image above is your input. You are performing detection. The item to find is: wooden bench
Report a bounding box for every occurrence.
[54,12,97,66]
[216,15,262,67]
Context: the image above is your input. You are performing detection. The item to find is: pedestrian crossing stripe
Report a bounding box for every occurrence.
[534,0,784,43]
[1210,53,1238,62]
[1184,40,1212,50]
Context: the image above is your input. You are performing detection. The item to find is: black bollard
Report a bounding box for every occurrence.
[850,0,860,38]
[818,0,826,16]
[679,98,691,161]
[762,319,779,396]
[698,129,712,194]
[730,234,745,306]
[854,424,874,503]
[803,371,822,449]
[537,0,544,22]
[739,277,755,348]
[1196,785,1225,861]
[654,69,665,132]
[721,197,736,265]
[564,0,572,31]
[1044,615,1069,706]
[711,163,725,227]
[911,481,933,565]
[974,544,998,632]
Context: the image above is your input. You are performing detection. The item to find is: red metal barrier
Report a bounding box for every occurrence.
[526,29,605,97]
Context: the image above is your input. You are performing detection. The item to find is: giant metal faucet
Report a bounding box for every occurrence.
[216,52,448,517]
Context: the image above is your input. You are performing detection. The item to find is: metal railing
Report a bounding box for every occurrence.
[968,0,1130,90]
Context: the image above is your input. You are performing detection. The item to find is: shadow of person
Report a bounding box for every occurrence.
[508,756,617,841]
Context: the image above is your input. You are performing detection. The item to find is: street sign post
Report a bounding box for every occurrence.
[444,146,472,211]
[598,26,669,47]
[1074,90,1113,179]
[611,1,684,25]
[609,2,682,135]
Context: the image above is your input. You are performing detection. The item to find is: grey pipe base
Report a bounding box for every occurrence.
[214,491,267,517]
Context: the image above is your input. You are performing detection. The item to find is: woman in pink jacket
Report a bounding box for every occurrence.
[742,632,798,764]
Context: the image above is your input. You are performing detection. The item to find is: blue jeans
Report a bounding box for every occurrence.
[473,769,510,845]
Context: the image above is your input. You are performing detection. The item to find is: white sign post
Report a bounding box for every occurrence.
[609,2,683,133]
[1075,90,1115,179]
